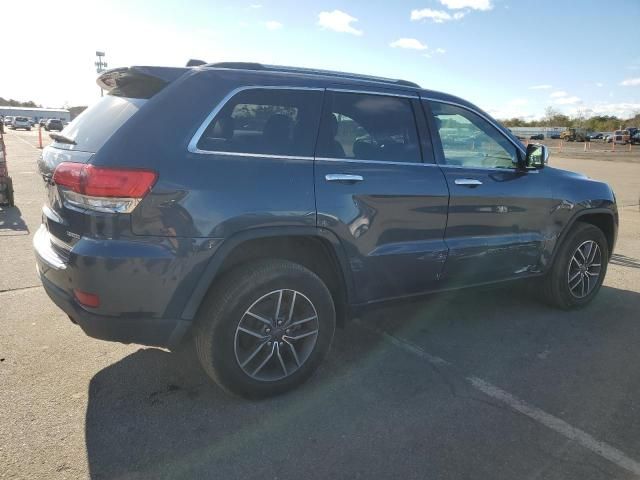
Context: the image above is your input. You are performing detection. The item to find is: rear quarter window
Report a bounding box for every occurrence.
[195,88,323,157]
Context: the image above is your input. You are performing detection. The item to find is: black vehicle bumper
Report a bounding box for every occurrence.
[34,225,191,348]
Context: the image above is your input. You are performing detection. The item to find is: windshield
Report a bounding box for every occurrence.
[53,95,145,152]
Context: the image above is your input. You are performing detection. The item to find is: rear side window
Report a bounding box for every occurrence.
[196,89,323,157]
[316,92,421,163]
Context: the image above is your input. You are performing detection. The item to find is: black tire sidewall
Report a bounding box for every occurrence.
[549,223,609,309]
[197,261,335,398]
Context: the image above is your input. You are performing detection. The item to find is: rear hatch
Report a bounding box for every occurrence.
[38,66,186,253]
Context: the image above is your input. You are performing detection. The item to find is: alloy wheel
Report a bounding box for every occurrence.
[234,289,319,382]
[567,240,602,299]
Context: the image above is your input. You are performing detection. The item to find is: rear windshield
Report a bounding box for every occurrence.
[53,95,145,152]
[16,117,28,121]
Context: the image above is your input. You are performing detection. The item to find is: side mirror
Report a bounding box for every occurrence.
[523,143,548,169]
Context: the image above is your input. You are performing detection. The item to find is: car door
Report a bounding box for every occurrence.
[423,98,553,286]
[314,89,449,304]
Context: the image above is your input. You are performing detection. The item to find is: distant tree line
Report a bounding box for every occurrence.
[500,107,640,132]
[0,97,42,108]
[0,97,88,120]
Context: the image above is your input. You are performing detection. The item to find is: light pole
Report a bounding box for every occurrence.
[95,51,108,97]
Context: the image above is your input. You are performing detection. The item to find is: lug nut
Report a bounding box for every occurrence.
[267,341,272,346]
[285,329,291,334]
[265,328,271,334]
[277,320,283,326]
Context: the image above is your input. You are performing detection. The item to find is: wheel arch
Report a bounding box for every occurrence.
[550,208,617,266]
[181,227,354,327]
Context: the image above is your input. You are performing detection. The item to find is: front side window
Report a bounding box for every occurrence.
[197,89,323,157]
[317,92,421,163]
[428,101,518,169]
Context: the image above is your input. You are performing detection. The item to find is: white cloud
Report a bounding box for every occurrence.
[554,96,581,105]
[550,90,568,98]
[589,102,640,117]
[529,84,552,90]
[265,20,283,30]
[436,48,446,54]
[411,8,457,22]
[317,10,363,35]
[390,38,428,50]
[620,78,640,86]
[595,82,604,87]
[439,0,493,10]
[509,98,529,106]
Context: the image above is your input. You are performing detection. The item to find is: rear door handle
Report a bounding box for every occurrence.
[454,178,482,186]
[325,174,364,183]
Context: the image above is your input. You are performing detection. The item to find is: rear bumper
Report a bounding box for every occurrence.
[34,225,192,348]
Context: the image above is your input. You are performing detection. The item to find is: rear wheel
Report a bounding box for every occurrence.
[195,259,336,398]
[542,222,609,309]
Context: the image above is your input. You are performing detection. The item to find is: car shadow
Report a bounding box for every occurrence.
[0,205,29,235]
[84,284,640,479]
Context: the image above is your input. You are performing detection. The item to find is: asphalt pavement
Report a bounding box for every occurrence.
[1,128,640,479]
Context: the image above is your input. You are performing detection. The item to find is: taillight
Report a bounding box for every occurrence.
[53,162,157,213]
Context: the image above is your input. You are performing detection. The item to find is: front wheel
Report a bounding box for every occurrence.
[195,259,336,398]
[541,222,609,309]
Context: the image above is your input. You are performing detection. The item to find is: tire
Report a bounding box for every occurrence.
[7,177,14,206]
[195,259,336,398]
[541,222,609,309]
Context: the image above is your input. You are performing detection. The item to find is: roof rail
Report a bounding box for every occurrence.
[206,62,420,88]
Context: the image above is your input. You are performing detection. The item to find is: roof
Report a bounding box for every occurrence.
[0,106,70,113]
[204,62,421,89]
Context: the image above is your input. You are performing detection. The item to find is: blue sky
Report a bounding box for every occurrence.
[3,0,640,119]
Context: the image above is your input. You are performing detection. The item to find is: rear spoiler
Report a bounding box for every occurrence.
[97,66,188,99]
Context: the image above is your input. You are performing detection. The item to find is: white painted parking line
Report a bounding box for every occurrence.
[469,377,640,476]
[357,320,640,476]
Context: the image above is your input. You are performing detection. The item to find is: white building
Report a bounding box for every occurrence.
[509,126,565,138]
[0,106,70,123]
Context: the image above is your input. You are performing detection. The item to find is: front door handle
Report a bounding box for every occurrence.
[325,174,364,183]
[454,178,482,186]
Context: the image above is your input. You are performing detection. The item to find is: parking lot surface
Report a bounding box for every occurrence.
[1,127,640,479]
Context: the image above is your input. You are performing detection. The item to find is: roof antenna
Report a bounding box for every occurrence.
[186,59,207,67]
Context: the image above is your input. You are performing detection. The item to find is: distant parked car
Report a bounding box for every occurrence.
[11,116,32,131]
[589,133,603,140]
[530,133,544,140]
[39,119,47,127]
[632,132,640,145]
[4,116,14,128]
[611,130,630,144]
[550,133,561,139]
[44,119,63,132]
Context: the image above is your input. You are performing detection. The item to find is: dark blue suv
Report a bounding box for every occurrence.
[35,63,618,397]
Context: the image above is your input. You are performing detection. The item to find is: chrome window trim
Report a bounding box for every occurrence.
[422,97,527,155]
[191,150,314,161]
[437,163,539,173]
[187,85,324,155]
[315,157,436,167]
